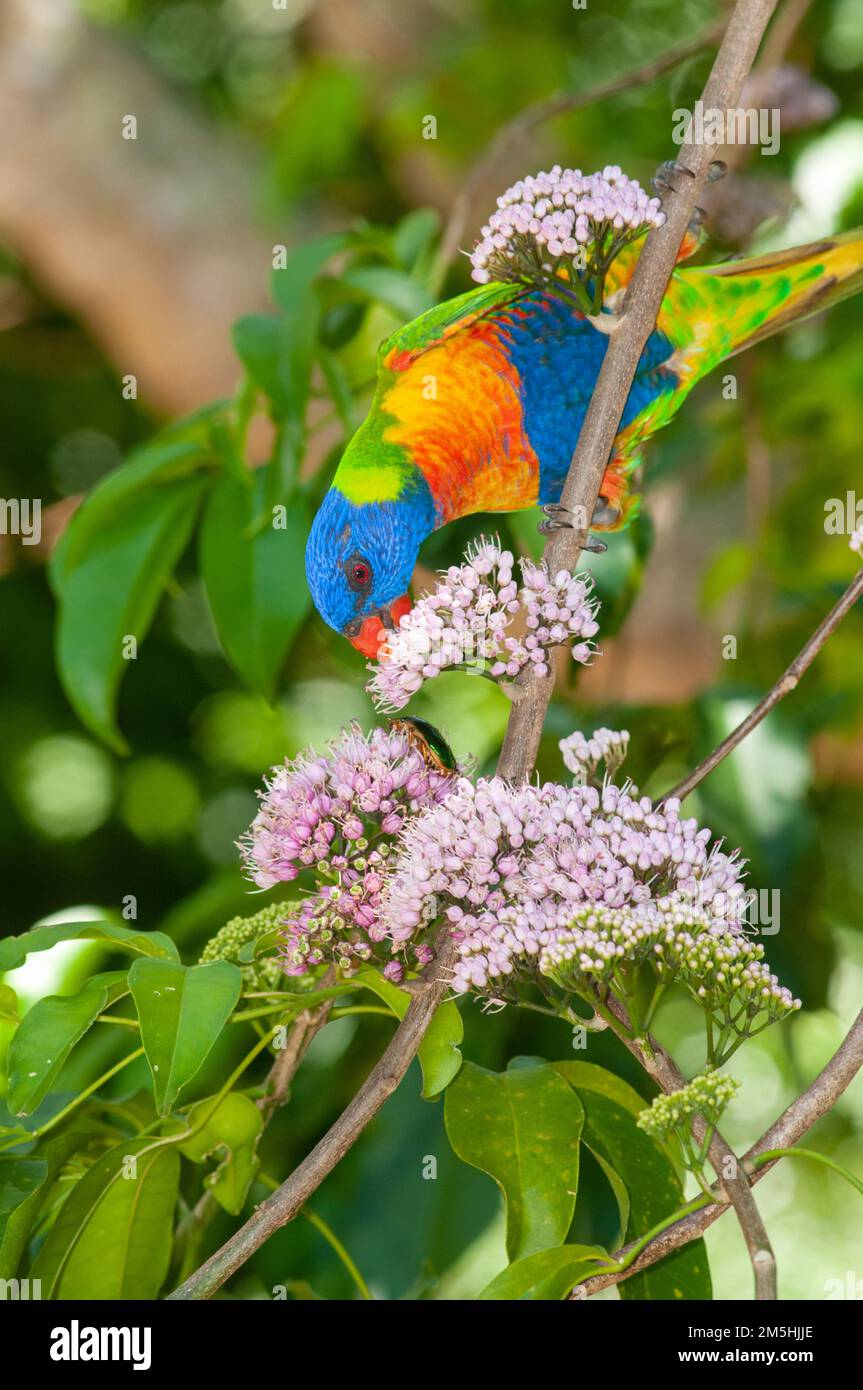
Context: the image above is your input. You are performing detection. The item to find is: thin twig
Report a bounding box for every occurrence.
[257,968,337,1121]
[433,22,724,283]
[662,568,863,804]
[301,1204,374,1301]
[572,1006,863,1297]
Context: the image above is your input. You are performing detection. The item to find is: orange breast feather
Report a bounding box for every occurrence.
[382,315,540,523]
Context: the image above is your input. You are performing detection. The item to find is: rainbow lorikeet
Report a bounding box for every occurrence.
[305,228,863,657]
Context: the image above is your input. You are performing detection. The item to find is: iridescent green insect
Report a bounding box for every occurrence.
[391,717,457,776]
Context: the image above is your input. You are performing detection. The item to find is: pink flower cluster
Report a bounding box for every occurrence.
[850,523,863,558]
[240,721,799,1036]
[470,164,665,286]
[367,539,599,712]
[240,724,455,977]
[381,775,747,995]
[560,726,630,783]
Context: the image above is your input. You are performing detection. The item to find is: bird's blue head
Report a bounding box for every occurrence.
[305,484,435,658]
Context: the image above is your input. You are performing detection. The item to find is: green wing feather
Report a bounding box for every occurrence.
[378,281,527,365]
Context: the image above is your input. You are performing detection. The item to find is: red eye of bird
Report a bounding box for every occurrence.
[348,559,371,590]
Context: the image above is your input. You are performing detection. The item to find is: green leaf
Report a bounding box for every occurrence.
[392,208,441,273]
[335,264,435,321]
[0,1132,84,1279]
[8,971,128,1116]
[236,926,283,964]
[589,1145,632,1239]
[270,232,349,313]
[232,315,281,396]
[555,1059,681,1187]
[31,1137,180,1299]
[619,1233,713,1302]
[237,246,329,522]
[478,1243,609,1301]
[232,315,306,422]
[553,1061,648,1119]
[158,399,232,444]
[171,1093,262,1215]
[129,959,242,1115]
[351,966,463,1098]
[0,983,19,1024]
[0,1159,49,1240]
[0,919,178,972]
[50,441,210,589]
[555,1065,712,1301]
[254,236,337,441]
[266,431,304,521]
[53,474,207,751]
[317,345,359,434]
[444,1059,583,1261]
[200,472,311,701]
[551,1071,634,1239]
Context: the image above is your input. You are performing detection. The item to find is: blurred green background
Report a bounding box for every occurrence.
[1,0,862,1299]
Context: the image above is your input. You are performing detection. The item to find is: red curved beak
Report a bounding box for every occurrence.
[346,594,412,660]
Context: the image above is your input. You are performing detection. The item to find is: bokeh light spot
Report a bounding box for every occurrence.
[120,757,200,842]
[17,736,114,840]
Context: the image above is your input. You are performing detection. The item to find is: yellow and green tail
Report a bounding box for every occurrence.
[663,228,863,384]
[596,229,863,529]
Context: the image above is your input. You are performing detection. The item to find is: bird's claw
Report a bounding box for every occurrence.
[539,503,576,535]
[687,162,726,234]
[652,159,696,195]
[538,503,608,552]
[653,158,726,197]
[653,158,725,234]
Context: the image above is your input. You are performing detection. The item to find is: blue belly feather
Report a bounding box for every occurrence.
[500,292,678,503]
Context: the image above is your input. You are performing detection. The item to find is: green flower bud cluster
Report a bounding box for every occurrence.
[637,1070,740,1143]
[662,924,800,1038]
[540,896,799,1058]
[200,901,294,991]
